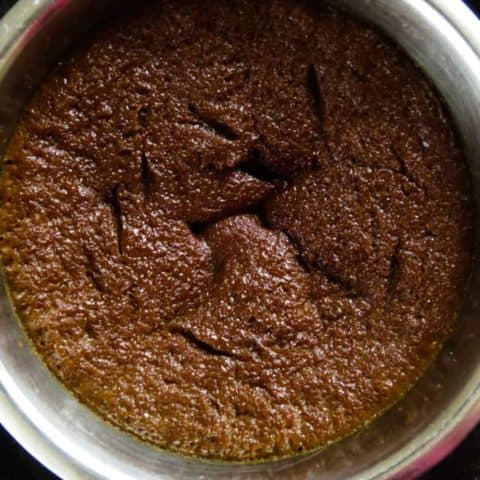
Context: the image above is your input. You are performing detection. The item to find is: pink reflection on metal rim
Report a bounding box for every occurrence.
[23,0,70,44]
[392,401,480,479]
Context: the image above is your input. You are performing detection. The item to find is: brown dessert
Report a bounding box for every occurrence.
[0,0,473,461]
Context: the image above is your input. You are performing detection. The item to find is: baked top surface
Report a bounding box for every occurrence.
[0,0,473,460]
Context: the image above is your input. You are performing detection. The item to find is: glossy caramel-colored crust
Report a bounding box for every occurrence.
[0,0,473,461]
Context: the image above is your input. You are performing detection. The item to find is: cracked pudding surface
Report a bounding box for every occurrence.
[0,0,473,461]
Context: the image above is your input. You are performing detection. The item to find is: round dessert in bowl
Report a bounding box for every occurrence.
[0,0,479,479]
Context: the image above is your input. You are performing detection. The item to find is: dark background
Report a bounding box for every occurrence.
[1,0,480,478]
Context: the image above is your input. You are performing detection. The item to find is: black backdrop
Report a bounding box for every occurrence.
[0,0,479,478]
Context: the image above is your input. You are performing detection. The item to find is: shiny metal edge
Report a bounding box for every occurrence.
[0,4,145,478]
[0,0,55,73]
[0,1,87,477]
[351,0,480,474]
[0,384,91,480]
[0,1,479,479]
[351,2,480,477]
[428,0,480,58]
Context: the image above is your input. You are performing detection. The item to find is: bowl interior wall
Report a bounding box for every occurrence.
[0,1,479,479]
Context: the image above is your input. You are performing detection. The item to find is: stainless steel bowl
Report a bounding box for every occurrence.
[1,1,480,478]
